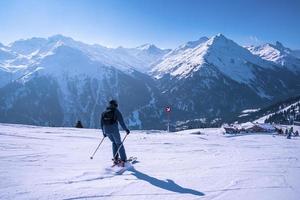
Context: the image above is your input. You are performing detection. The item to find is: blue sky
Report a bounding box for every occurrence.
[0,0,299,49]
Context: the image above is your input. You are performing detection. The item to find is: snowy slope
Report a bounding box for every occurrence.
[254,100,300,123]
[1,123,300,200]
[167,37,209,56]
[254,99,300,123]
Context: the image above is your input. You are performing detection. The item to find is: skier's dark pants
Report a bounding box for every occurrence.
[106,131,127,161]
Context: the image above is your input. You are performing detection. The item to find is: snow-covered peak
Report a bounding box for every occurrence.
[9,37,48,55]
[1,34,172,74]
[247,42,300,70]
[136,43,157,50]
[8,35,84,57]
[48,34,74,43]
[152,34,266,83]
[170,37,209,55]
[206,33,240,50]
[247,44,281,62]
[183,37,209,49]
[208,33,227,43]
[135,43,170,56]
[46,34,88,51]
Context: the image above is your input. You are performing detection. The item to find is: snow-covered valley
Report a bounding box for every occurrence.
[1,123,300,200]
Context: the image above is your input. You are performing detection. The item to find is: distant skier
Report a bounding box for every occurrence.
[287,127,293,139]
[101,100,130,167]
[285,129,289,135]
[75,120,83,128]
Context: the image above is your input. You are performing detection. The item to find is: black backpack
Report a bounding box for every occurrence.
[102,109,117,125]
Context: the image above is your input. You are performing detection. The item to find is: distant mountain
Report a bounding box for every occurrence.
[247,41,300,72]
[0,34,300,129]
[0,35,167,129]
[0,43,17,62]
[152,34,300,128]
[9,37,48,55]
[6,35,170,73]
[152,34,270,82]
[167,37,209,56]
[115,43,171,72]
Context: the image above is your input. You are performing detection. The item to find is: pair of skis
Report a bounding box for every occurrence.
[108,156,137,175]
[90,135,137,175]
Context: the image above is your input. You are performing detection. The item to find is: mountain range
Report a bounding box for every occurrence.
[0,34,300,129]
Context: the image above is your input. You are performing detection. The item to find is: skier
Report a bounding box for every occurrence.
[75,120,83,128]
[101,100,130,167]
[287,127,293,139]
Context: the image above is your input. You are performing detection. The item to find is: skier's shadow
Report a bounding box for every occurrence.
[129,168,205,196]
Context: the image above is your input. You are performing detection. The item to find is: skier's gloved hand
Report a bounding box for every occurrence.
[126,129,130,135]
[103,133,107,137]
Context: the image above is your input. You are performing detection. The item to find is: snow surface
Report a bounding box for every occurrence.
[241,109,260,114]
[1,123,300,200]
[239,109,260,118]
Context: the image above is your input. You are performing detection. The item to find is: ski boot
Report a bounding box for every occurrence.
[111,158,121,167]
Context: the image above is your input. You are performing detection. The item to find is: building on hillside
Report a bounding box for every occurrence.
[223,122,275,134]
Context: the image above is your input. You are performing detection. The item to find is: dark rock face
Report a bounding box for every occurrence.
[0,68,166,129]
[0,76,63,126]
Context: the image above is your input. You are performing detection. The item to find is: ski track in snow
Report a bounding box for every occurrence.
[0,123,300,200]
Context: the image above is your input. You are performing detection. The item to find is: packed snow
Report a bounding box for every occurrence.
[1,123,300,200]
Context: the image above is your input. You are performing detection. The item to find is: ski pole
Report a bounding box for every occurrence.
[90,136,106,160]
[113,134,129,159]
